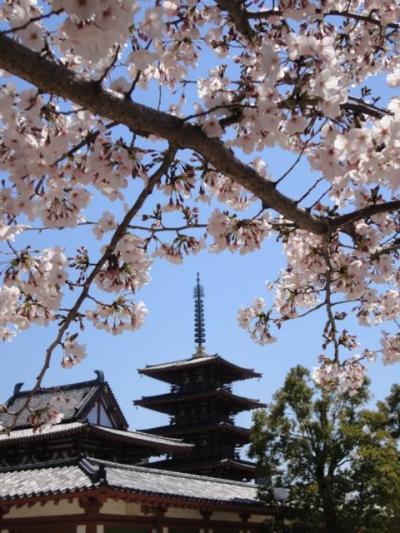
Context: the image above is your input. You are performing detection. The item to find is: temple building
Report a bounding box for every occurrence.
[0,277,273,532]
[0,371,193,469]
[135,275,265,480]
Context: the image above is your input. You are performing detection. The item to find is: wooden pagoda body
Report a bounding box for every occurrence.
[135,275,265,481]
[135,354,264,480]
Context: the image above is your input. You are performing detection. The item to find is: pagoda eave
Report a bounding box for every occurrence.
[141,422,252,444]
[134,388,265,414]
[148,457,257,480]
[138,354,261,385]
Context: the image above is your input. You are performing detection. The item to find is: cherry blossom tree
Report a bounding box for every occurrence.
[0,0,399,426]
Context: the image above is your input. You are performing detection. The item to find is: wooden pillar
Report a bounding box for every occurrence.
[240,511,252,533]
[0,505,10,530]
[142,504,166,533]
[200,508,213,533]
[79,496,102,533]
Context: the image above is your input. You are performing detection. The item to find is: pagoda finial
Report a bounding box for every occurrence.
[193,273,206,357]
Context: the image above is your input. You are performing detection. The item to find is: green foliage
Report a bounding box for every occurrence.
[249,366,400,532]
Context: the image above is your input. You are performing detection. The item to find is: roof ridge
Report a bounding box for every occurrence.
[0,456,81,473]
[142,354,216,369]
[8,378,101,398]
[92,425,190,445]
[140,354,261,376]
[88,457,257,488]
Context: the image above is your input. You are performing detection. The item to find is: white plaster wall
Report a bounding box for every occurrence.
[100,499,145,516]
[210,511,240,522]
[5,498,84,519]
[165,507,202,519]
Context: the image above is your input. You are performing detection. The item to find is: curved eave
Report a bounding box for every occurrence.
[0,422,193,454]
[149,457,256,475]
[138,355,261,384]
[134,389,265,415]
[142,422,251,444]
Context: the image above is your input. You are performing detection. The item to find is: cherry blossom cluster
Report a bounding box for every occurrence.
[61,335,87,368]
[95,234,152,293]
[208,209,271,253]
[86,297,148,335]
[237,297,277,345]
[312,355,367,397]
[26,393,79,431]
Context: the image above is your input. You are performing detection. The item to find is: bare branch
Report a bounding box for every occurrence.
[297,178,324,206]
[322,240,340,362]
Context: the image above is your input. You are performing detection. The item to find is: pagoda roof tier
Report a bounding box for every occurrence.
[134,388,265,415]
[148,457,257,479]
[141,422,251,445]
[138,354,261,384]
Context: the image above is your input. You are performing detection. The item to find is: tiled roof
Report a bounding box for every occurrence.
[0,461,92,500]
[0,422,193,452]
[0,456,264,508]
[93,425,193,451]
[139,354,261,382]
[0,372,127,430]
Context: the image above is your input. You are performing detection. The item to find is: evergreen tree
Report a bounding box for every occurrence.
[250,366,400,532]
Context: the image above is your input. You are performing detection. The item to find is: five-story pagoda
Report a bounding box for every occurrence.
[134,274,265,480]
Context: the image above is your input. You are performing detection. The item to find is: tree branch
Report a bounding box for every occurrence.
[0,33,327,235]
[247,8,399,30]
[330,200,400,230]
[6,144,177,428]
[215,0,257,42]
[0,34,397,238]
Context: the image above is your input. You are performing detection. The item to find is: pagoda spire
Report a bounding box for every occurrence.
[193,273,206,356]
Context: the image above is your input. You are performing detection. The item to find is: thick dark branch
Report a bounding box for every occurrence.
[325,9,399,29]
[215,0,256,41]
[330,200,400,230]
[0,35,397,237]
[0,33,326,235]
[344,98,390,119]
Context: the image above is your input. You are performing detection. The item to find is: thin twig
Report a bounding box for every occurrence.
[52,121,118,166]
[1,9,63,35]
[296,178,324,206]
